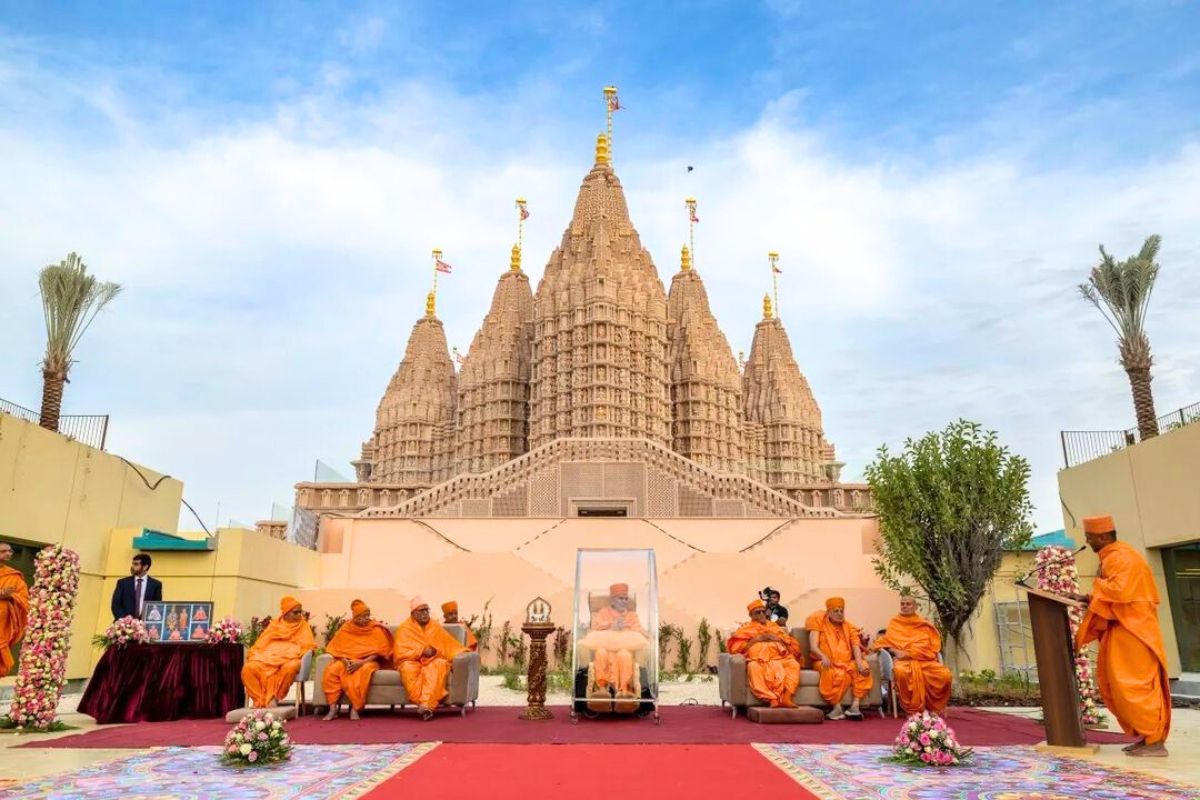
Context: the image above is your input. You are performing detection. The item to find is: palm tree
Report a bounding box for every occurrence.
[1079,235,1161,441]
[37,252,121,432]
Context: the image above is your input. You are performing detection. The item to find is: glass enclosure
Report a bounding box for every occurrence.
[570,548,659,722]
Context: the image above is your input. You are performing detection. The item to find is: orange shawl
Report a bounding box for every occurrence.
[590,607,645,633]
[392,617,467,663]
[727,620,801,662]
[326,620,393,662]
[872,614,942,660]
[248,616,316,666]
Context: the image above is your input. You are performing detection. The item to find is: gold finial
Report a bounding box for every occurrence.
[763,293,773,320]
[426,290,436,317]
[510,244,522,273]
[595,132,610,164]
[680,244,692,272]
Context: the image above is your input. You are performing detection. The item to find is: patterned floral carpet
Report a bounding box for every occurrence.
[755,744,1200,800]
[0,743,435,800]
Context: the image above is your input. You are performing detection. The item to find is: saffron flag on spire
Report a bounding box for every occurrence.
[520,206,530,221]
[435,258,454,274]
[772,263,782,274]
[689,207,700,224]
[607,93,622,112]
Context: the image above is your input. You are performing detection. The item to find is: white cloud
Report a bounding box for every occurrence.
[1,51,1198,536]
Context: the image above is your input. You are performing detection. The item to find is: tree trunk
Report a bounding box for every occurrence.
[1125,366,1159,441]
[38,368,65,432]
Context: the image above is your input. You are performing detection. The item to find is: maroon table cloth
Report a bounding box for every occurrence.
[78,642,245,723]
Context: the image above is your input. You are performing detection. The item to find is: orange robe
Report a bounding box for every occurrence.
[872,614,951,714]
[392,617,467,708]
[806,610,873,705]
[1077,540,1171,745]
[322,621,393,709]
[727,621,801,707]
[241,617,316,707]
[580,607,648,693]
[0,567,30,677]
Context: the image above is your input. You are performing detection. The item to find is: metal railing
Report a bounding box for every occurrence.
[1060,400,1200,469]
[0,396,110,451]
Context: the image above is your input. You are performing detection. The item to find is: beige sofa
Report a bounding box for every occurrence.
[312,622,480,716]
[718,626,883,717]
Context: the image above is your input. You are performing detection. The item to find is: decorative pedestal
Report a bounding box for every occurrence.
[520,621,556,720]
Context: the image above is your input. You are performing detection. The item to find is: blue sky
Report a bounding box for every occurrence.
[1,2,1198,532]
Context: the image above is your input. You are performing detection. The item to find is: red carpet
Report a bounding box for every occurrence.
[31,706,1134,749]
[361,744,820,799]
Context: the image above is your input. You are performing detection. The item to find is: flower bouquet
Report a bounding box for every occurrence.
[222,709,292,766]
[1035,545,1105,725]
[206,617,244,644]
[889,712,972,767]
[92,616,151,649]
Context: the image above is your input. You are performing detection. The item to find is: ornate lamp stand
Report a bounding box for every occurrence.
[520,597,555,721]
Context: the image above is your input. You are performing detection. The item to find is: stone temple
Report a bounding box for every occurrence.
[292,132,871,522]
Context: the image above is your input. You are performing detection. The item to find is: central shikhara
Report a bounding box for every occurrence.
[294,133,870,521]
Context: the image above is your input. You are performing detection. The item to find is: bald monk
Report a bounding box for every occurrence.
[806,596,872,720]
[322,599,393,721]
[393,597,467,720]
[241,596,316,708]
[441,601,478,651]
[1076,515,1171,757]
[871,594,952,715]
[578,582,649,713]
[727,599,801,708]
[0,542,29,677]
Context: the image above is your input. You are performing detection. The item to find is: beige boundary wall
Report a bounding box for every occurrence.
[299,515,897,664]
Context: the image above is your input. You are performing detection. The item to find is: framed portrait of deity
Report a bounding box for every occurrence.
[143,601,214,643]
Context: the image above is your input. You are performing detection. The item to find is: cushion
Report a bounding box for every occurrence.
[746,705,824,725]
[224,705,298,724]
[370,669,402,686]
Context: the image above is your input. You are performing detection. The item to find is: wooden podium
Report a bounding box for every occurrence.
[1015,582,1095,752]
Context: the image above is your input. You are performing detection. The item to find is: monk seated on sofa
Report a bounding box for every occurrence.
[577,582,649,713]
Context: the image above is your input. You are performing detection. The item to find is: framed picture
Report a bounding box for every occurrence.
[142,601,214,643]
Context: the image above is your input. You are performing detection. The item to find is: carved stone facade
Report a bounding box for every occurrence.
[299,132,871,519]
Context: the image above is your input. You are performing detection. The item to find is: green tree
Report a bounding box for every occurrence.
[865,420,1033,666]
[1079,235,1162,441]
[37,252,121,432]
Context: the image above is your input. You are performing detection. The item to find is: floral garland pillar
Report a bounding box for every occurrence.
[1033,545,1104,726]
[7,545,81,730]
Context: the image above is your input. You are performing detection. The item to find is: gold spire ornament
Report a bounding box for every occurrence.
[595,132,610,165]
[768,251,780,319]
[680,244,692,272]
[763,293,773,320]
[685,197,698,265]
[510,244,522,273]
[426,290,437,317]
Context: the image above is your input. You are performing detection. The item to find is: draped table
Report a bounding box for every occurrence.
[78,642,245,723]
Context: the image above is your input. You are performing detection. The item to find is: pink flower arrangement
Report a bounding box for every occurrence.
[1034,545,1105,725]
[206,617,244,645]
[6,545,81,731]
[222,709,292,766]
[93,616,150,649]
[890,711,972,767]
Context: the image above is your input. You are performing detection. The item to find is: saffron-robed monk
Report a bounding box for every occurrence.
[241,596,316,708]
[806,596,872,720]
[1076,514,1171,757]
[0,543,29,678]
[441,601,478,651]
[577,582,649,713]
[393,596,467,720]
[322,599,393,721]
[871,594,952,715]
[727,599,801,708]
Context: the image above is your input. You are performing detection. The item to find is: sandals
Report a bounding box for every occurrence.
[844,709,864,721]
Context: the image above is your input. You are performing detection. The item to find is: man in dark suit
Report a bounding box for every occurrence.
[111,553,162,620]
